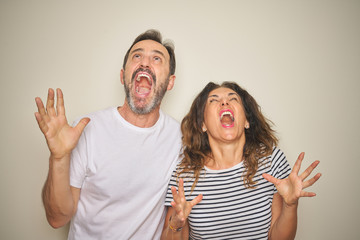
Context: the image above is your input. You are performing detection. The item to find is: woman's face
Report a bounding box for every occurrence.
[202,87,249,143]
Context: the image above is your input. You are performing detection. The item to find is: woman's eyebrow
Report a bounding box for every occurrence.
[228,92,239,97]
[208,94,219,98]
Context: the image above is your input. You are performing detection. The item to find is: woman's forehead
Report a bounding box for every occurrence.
[208,87,237,97]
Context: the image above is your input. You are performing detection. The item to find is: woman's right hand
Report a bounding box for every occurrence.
[169,178,203,229]
[35,88,90,160]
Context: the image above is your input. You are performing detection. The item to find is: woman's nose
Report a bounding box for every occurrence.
[221,100,229,106]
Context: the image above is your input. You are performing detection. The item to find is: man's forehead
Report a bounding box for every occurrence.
[130,39,169,58]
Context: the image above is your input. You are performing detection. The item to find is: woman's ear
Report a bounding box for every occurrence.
[202,123,207,132]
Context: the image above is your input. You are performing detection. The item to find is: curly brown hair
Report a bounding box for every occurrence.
[179,81,278,190]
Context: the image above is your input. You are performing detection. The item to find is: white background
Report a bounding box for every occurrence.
[1,0,359,239]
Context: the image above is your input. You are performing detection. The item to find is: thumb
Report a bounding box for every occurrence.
[190,194,203,207]
[75,117,90,134]
[262,173,278,185]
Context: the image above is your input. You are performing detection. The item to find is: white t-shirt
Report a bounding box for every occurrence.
[69,107,181,240]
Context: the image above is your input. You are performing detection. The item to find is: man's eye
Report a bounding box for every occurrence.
[154,56,161,62]
[133,54,141,59]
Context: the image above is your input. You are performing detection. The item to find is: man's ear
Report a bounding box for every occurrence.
[167,75,176,91]
[120,69,125,85]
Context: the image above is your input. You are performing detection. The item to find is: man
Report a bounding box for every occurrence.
[35,30,182,239]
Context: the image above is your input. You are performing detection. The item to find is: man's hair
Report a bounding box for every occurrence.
[122,29,176,75]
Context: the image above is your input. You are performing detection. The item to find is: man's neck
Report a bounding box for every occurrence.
[117,101,160,128]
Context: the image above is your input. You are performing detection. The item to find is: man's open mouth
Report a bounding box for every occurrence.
[133,69,155,96]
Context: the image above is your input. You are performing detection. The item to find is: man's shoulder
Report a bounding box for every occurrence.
[72,107,117,126]
[160,110,180,126]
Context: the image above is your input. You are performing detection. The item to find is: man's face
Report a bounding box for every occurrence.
[121,39,175,115]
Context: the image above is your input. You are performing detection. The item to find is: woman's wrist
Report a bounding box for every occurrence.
[169,216,184,232]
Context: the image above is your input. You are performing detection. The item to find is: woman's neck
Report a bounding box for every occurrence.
[205,139,245,170]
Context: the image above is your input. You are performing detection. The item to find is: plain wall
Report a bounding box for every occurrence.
[1,0,359,239]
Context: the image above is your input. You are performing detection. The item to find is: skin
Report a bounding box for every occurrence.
[120,39,175,128]
[161,87,321,240]
[35,39,176,228]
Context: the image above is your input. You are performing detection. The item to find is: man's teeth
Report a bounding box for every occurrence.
[220,111,234,121]
[136,73,151,85]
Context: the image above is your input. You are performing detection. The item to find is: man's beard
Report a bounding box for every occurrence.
[123,70,170,115]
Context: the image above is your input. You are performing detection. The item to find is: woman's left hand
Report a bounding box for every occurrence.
[263,152,322,206]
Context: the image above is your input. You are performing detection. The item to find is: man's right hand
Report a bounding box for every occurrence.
[35,88,90,160]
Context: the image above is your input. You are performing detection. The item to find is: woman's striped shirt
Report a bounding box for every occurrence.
[165,147,291,240]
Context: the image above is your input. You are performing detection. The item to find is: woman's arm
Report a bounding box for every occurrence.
[160,178,202,240]
[161,207,190,240]
[268,193,298,239]
[264,152,322,240]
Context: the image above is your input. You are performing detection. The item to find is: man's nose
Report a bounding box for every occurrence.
[140,56,150,68]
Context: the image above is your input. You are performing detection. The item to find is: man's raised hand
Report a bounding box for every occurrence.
[35,88,90,160]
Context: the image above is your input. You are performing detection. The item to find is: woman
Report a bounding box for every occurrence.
[161,82,321,240]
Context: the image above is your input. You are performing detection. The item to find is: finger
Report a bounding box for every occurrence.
[300,190,317,198]
[34,112,48,134]
[178,178,185,198]
[35,97,50,122]
[299,160,320,181]
[46,88,56,117]
[190,194,203,207]
[171,186,180,203]
[303,173,322,189]
[56,88,65,116]
[262,173,279,185]
[170,202,185,220]
[292,152,305,174]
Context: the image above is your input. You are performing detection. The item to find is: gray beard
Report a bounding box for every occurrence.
[124,77,169,115]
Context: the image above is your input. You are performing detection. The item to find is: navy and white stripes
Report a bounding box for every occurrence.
[165,147,291,240]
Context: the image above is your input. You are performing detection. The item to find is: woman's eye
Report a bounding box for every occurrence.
[209,99,218,103]
[230,97,239,101]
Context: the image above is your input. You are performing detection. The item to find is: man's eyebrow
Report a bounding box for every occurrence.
[228,92,239,96]
[130,48,144,54]
[153,49,166,57]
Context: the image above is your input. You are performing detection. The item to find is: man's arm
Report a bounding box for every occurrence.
[41,154,80,228]
[35,88,89,228]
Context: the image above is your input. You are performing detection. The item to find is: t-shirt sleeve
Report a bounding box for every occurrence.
[164,168,179,207]
[69,120,89,188]
[270,147,292,192]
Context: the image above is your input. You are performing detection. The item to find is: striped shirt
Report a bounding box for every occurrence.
[165,147,291,240]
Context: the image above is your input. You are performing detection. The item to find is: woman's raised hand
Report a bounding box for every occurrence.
[169,178,203,229]
[35,88,90,160]
[263,152,321,206]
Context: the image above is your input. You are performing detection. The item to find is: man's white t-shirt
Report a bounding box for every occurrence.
[68,107,181,240]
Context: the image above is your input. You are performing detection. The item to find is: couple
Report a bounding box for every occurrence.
[35,29,321,240]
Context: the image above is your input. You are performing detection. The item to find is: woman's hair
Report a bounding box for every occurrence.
[179,81,278,190]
